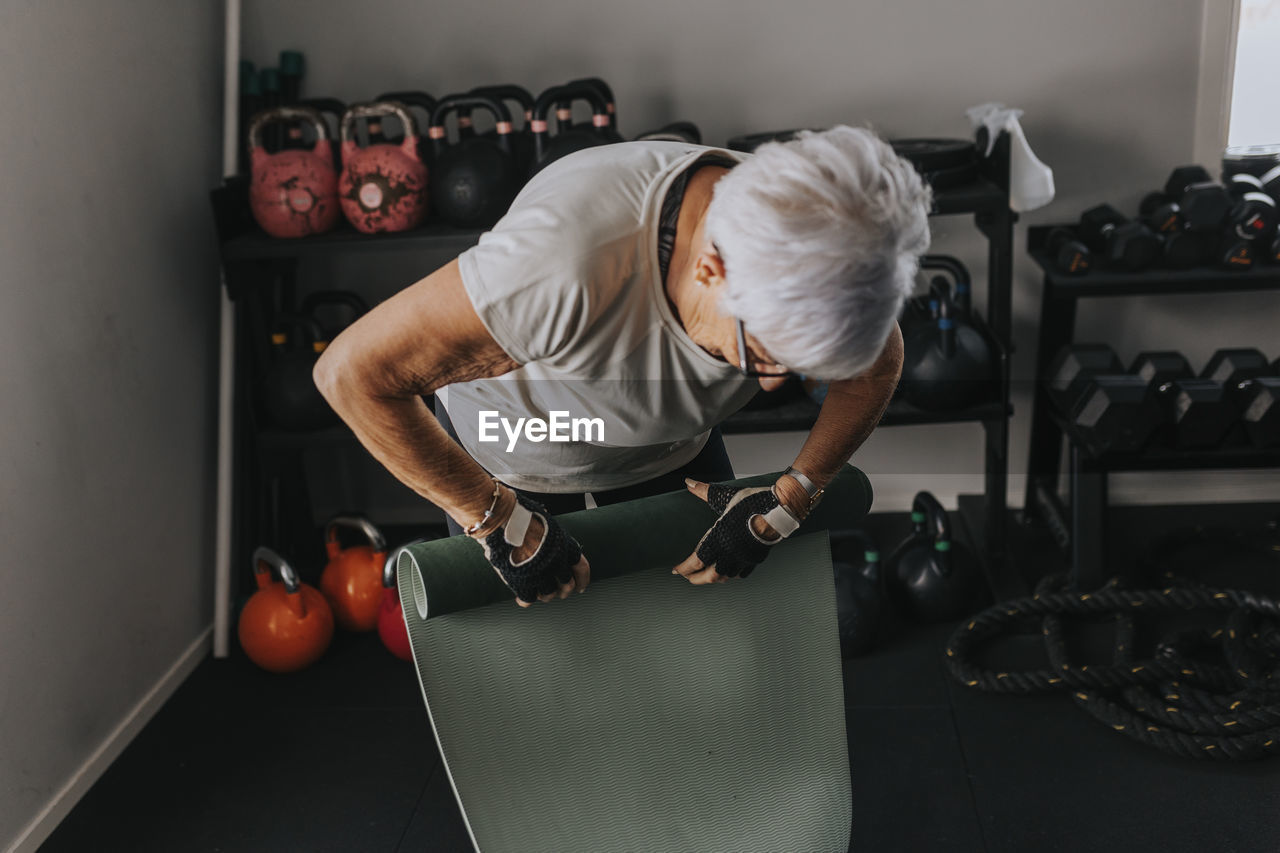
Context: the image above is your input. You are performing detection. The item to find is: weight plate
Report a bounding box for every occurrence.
[920,160,979,192]
[889,138,976,172]
[725,128,819,152]
[1222,143,1280,180]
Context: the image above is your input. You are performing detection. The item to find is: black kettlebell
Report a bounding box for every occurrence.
[829,529,884,657]
[895,272,952,401]
[564,77,624,142]
[634,121,702,144]
[429,93,520,228]
[300,289,368,346]
[374,90,437,164]
[885,492,987,623]
[899,256,996,411]
[262,314,337,432]
[470,84,536,177]
[530,83,612,176]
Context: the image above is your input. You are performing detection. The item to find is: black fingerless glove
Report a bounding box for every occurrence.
[694,483,802,579]
[479,492,582,603]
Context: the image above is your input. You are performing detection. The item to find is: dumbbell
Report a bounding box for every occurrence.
[1225,173,1279,241]
[1136,194,1208,270]
[1202,349,1280,448]
[1079,204,1163,272]
[1047,344,1161,454]
[1130,352,1236,449]
[1044,227,1091,275]
[1163,165,1232,231]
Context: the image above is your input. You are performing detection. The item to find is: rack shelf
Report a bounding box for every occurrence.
[1023,223,1280,591]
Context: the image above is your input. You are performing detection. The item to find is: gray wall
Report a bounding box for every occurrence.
[0,2,223,848]
[243,0,1280,512]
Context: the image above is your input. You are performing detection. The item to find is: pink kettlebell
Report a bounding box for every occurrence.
[338,101,430,234]
[248,106,341,239]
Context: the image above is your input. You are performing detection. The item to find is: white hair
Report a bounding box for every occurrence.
[706,125,932,380]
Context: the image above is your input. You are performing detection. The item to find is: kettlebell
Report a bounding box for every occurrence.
[429,93,521,228]
[374,90,437,163]
[564,77,624,143]
[339,101,430,234]
[319,515,388,632]
[248,106,341,239]
[379,538,427,661]
[470,84,536,176]
[262,314,337,431]
[829,529,884,657]
[885,492,988,623]
[530,83,612,176]
[300,289,368,346]
[634,121,702,144]
[900,256,996,412]
[238,546,334,673]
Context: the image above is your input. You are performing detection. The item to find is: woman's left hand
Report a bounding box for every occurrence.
[672,478,797,584]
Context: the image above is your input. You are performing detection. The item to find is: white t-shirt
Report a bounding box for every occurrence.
[440,141,758,493]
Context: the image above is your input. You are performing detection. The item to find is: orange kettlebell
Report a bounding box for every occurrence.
[238,547,334,673]
[378,539,426,661]
[319,515,388,632]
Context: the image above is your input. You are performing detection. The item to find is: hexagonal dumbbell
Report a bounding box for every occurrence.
[1131,351,1236,449]
[1163,165,1232,231]
[1202,348,1280,448]
[1079,205,1163,272]
[1048,344,1161,454]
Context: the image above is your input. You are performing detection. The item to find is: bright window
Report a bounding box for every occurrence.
[1228,0,1280,147]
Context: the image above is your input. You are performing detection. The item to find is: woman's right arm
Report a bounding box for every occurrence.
[312,258,518,531]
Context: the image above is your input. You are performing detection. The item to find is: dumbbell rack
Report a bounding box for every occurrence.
[1023,224,1280,591]
[210,131,1019,603]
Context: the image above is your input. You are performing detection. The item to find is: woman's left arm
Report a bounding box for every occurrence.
[674,324,903,584]
[776,321,904,512]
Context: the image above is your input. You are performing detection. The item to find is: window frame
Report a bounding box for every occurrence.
[1193,0,1244,165]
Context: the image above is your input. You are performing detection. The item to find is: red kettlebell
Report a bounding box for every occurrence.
[238,547,334,673]
[379,539,426,661]
[319,515,388,632]
[338,102,429,233]
[248,106,341,238]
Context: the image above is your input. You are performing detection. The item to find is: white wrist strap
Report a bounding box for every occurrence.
[503,500,534,547]
[760,503,801,538]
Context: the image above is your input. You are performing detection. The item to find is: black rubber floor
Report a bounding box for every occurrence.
[39,502,1280,853]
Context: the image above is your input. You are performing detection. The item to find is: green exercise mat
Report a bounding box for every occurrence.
[398,465,870,853]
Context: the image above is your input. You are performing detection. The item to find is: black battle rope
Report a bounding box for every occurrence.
[945,567,1280,761]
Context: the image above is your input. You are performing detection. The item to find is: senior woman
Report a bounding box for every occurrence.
[314,125,930,607]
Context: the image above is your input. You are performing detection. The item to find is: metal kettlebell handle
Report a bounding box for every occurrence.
[325,515,388,552]
[340,101,420,149]
[427,93,515,157]
[270,313,327,353]
[249,106,329,151]
[252,546,301,593]
[300,290,369,319]
[470,85,534,125]
[375,91,438,143]
[919,255,971,315]
[910,491,952,544]
[383,538,430,588]
[566,77,617,124]
[531,84,609,164]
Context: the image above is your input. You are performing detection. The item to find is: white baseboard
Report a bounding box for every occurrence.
[4,626,213,853]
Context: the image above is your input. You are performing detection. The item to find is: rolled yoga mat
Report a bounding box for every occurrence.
[398,464,871,853]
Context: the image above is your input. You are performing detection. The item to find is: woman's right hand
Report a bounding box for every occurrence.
[475,489,591,607]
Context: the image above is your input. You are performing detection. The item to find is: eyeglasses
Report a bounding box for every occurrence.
[715,242,790,379]
[735,317,791,379]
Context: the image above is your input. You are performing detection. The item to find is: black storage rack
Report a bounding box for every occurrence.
[1022,224,1280,591]
[213,132,1019,596]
